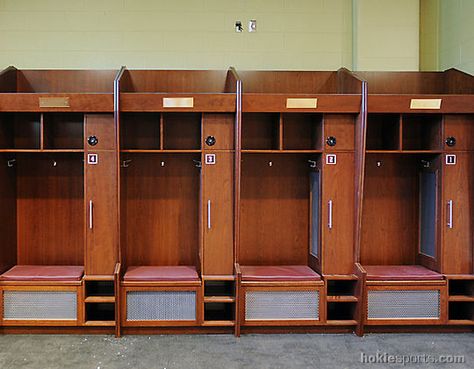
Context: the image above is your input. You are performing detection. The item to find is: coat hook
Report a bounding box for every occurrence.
[421,160,431,168]
[121,160,132,168]
[193,160,202,168]
[268,161,273,167]
[308,160,317,168]
[7,159,16,168]
[52,160,57,167]
[376,160,382,167]
[161,161,165,167]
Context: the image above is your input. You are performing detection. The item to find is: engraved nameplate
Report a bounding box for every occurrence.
[39,97,70,108]
[286,98,318,109]
[163,97,194,108]
[410,99,442,110]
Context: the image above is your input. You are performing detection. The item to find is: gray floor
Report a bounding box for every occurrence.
[0,333,472,369]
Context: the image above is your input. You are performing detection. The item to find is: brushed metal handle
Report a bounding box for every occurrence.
[207,200,211,229]
[89,200,94,230]
[328,200,333,229]
[447,200,453,229]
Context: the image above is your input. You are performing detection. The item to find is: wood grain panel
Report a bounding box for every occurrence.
[361,155,420,265]
[85,150,118,275]
[120,154,200,267]
[85,114,116,151]
[323,114,355,151]
[202,113,235,151]
[322,153,355,275]
[367,96,474,114]
[120,113,161,150]
[444,115,474,151]
[239,154,315,265]
[0,94,113,112]
[202,152,234,275]
[442,153,474,274]
[17,154,84,265]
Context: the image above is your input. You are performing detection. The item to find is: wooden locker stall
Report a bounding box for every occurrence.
[117,69,239,333]
[0,67,120,334]
[356,70,474,333]
[235,69,366,333]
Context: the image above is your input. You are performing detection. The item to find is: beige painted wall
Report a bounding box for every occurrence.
[0,0,353,70]
[419,0,439,71]
[439,0,474,74]
[352,0,420,71]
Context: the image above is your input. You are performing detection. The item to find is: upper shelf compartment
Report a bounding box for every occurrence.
[117,69,238,112]
[355,69,474,113]
[239,69,363,113]
[0,67,117,112]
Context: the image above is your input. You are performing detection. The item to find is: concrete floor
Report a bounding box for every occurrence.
[0,333,472,369]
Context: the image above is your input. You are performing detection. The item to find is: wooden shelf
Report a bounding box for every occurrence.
[326,296,358,302]
[201,320,235,327]
[84,296,115,303]
[84,320,116,327]
[447,320,474,326]
[449,295,474,302]
[120,149,201,153]
[325,320,358,326]
[0,149,84,153]
[204,297,235,303]
[366,150,442,154]
[242,149,322,154]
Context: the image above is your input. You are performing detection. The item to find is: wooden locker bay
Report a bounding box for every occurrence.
[356,70,474,333]
[235,69,366,333]
[0,67,120,333]
[117,69,239,333]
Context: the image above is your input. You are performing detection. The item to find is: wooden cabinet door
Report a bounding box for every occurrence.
[202,152,234,275]
[84,114,118,276]
[442,153,473,274]
[321,152,355,275]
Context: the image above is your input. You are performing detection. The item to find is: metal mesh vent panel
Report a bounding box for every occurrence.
[368,290,440,319]
[3,291,77,320]
[127,291,196,321]
[245,290,319,320]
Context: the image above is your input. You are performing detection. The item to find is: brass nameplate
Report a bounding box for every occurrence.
[163,97,194,108]
[410,99,442,109]
[286,98,318,109]
[39,97,70,108]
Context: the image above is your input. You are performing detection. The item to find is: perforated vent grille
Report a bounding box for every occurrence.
[3,291,77,320]
[245,290,319,321]
[127,291,196,321]
[368,290,440,319]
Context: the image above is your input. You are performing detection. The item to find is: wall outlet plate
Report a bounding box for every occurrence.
[249,19,257,32]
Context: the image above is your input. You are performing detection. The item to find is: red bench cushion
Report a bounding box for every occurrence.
[241,265,321,282]
[124,266,199,282]
[0,265,84,282]
[364,265,443,281]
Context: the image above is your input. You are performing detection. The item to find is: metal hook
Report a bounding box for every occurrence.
[421,160,431,168]
[7,159,16,168]
[160,161,165,167]
[121,160,132,168]
[376,160,382,167]
[308,160,317,168]
[193,160,202,168]
[52,160,57,167]
[268,161,273,167]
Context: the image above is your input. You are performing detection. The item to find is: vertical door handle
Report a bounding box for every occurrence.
[207,200,211,229]
[328,200,333,229]
[447,200,453,229]
[89,200,94,230]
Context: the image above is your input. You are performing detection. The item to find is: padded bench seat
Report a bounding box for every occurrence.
[0,265,84,282]
[241,265,321,282]
[364,265,443,281]
[124,266,199,282]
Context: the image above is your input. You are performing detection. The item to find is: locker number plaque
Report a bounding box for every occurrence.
[88,154,99,165]
[326,154,337,165]
[205,154,216,165]
[445,154,456,165]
